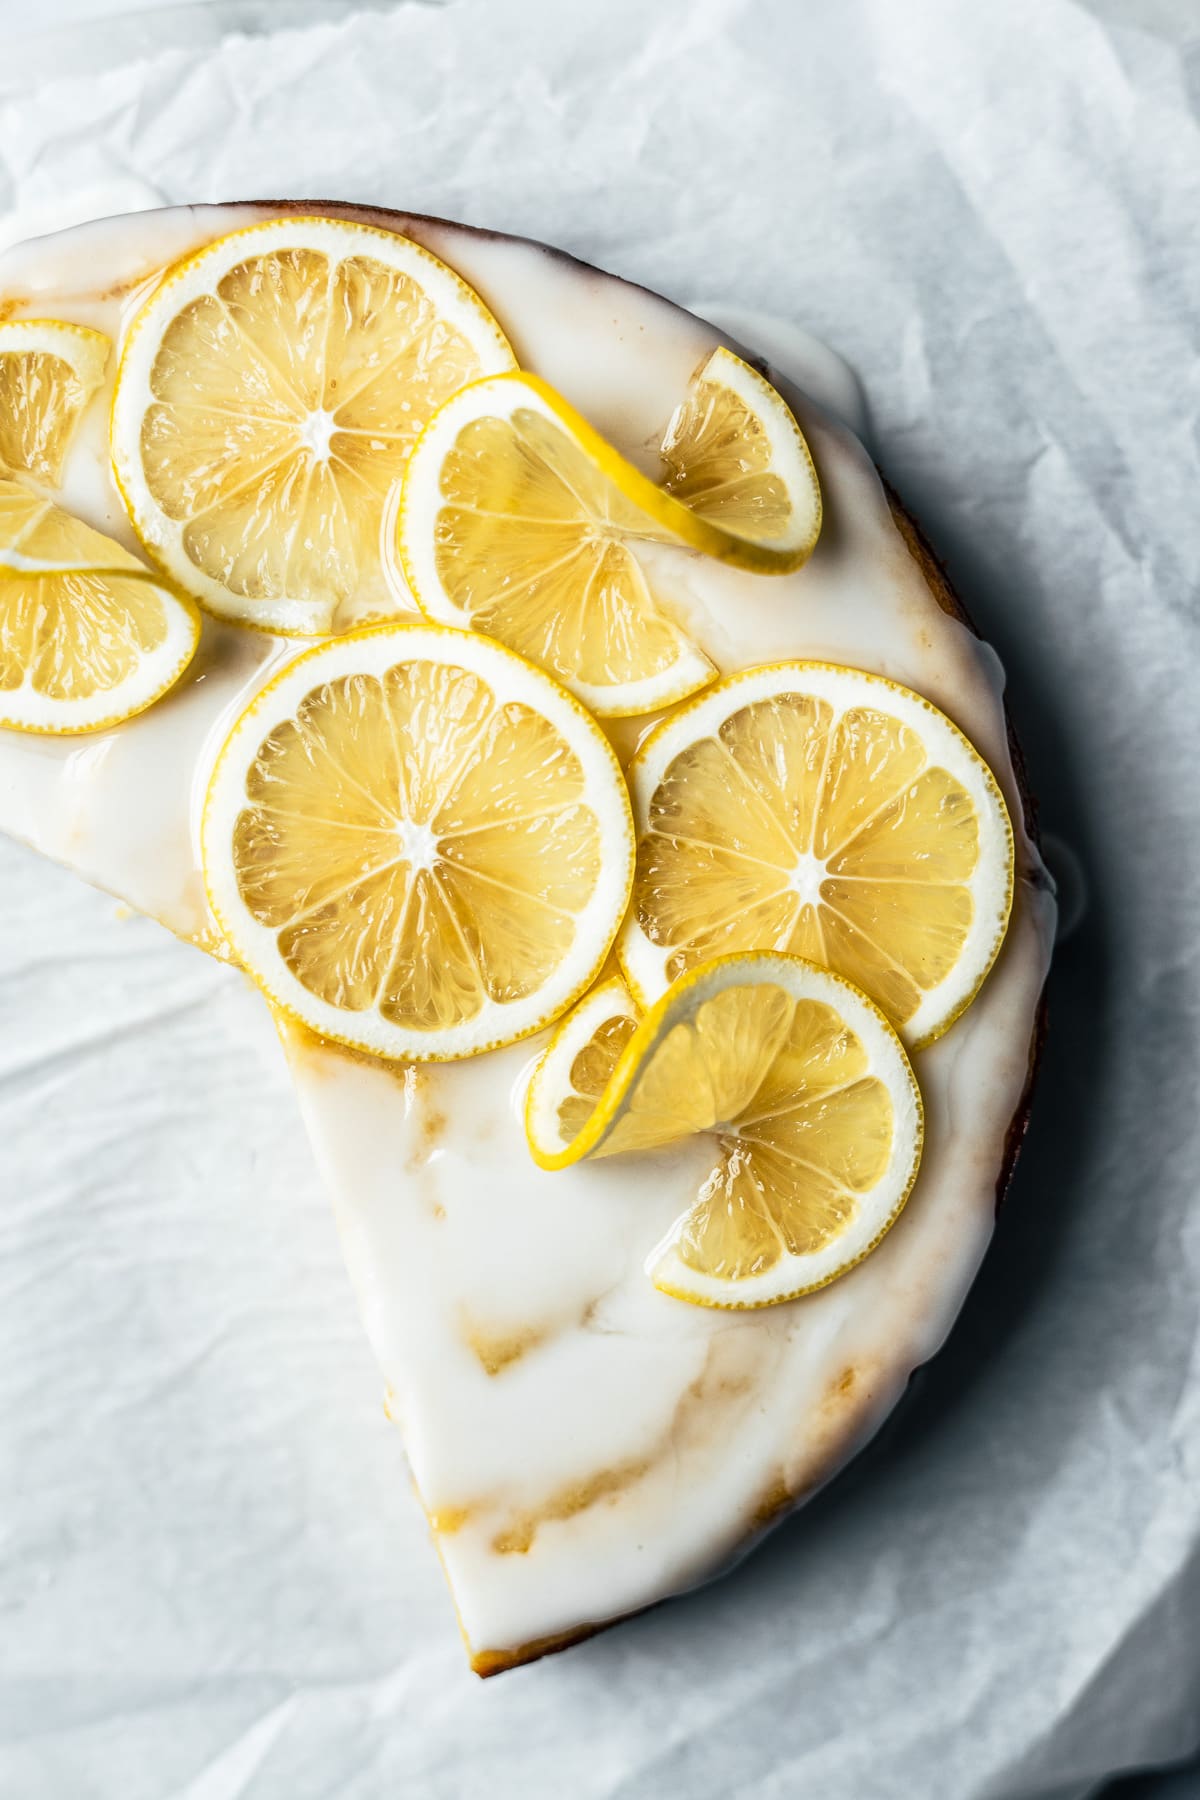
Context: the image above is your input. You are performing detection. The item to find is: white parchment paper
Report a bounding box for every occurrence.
[0,2,1197,1796]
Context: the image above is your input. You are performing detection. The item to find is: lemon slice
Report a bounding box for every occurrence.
[525,952,923,1308]
[111,217,515,636]
[202,623,635,1061]
[619,662,1014,1048]
[397,349,820,717]
[0,319,109,484]
[658,345,821,550]
[0,478,199,734]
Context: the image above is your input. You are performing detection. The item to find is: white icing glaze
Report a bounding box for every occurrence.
[0,204,1055,1663]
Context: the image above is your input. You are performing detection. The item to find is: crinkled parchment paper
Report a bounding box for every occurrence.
[0,2,1197,1796]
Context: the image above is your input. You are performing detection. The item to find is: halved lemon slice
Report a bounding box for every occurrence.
[0,479,199,734]
[111,216,515,635]
[659,345,821,548]
[0,319,109,484]
[619,663,1014,1048]
[525,952,923,1308]
[397,348,820,717]
[202,623,635,1061]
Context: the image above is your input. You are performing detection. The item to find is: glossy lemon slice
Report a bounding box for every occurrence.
[0,479,199,735]
[111,217,515,635]
[0,319,109,484]
[202,623,635,1061]
[619,662,1014,1048]
[397,348,820,717]
[525,952,923,1308]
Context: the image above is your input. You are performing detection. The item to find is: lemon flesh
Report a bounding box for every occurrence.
[525,954,922,1308]
[0,480,198,735]
[112,219,515,634]
[202,625,635,1061]
[621,663,1014,1048]
[0,320,109,484]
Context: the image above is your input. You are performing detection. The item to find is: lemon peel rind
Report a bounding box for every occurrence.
[110,215,517,636]
[617,659,1015,1051]
[201,621,636,1064]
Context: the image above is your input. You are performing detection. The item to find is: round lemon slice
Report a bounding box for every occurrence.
[0,319,109,484]
[111,216,515,636]
[525,952,923,1309]
[618,662,1014,1048]
[202,623,635,1061]
[397,349,820,717]
[0,479,199,734]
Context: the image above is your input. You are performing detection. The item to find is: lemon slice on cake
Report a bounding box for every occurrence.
[0,479,199,734]
[111,216,515,635]
[397,348,820,717]
[0,319,109,484]
[619,662,1014,1048]
[202,623,635,1061]
[525,952,923,1308]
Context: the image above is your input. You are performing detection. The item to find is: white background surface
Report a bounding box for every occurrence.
[0,2,1198,1797]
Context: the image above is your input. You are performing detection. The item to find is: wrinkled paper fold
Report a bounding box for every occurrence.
[0,2,1196,1796]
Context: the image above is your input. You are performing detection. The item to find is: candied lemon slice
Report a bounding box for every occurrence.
[397,349,820,718]
[111,217,515,635]
[0,319,109,484]
[202,623,635,1061]
[619,662,1014,1048]
[0,478,199,734]
[525,952,923,1308]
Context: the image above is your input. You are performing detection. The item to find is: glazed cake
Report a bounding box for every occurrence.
[0,201,1054,1673]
